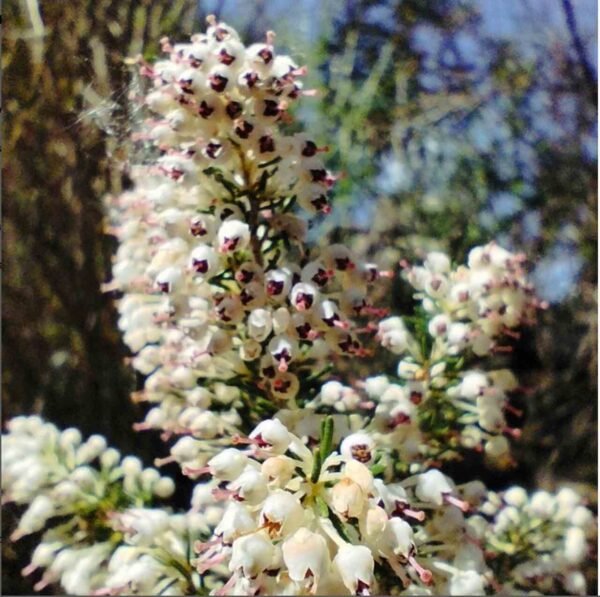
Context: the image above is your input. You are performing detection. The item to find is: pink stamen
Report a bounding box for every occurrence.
[408,555,433,584]
[21,563,37,577]
[358,400,376,410]
[503,426,522,439]
[194,538,222,553]
[10,530,24,542]
[504,404,523,417]
[212,488,235,501]
[291,66,308,76]
[443,494,470,512]
[214,575,237,596]
[197,552,228,574]
[403,508,426,522]
[502,327,521,339]
[378,270,395,278]
[333,319,350,330]
[33,578,50,592]
[182,465,211,477]
[139,65,155,78]
[278,358,289,372]
[132,422,152,431]
[232,434,256,446]
[491,345,513,354]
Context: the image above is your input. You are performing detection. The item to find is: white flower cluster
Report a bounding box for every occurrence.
[478,486,595,595]
[189,418,498,596]
[349,243,541,464]
[3,19,596,597]
[0,417,203,595]
[105,16,388,459]
[14,507,212,596]
[1,416,175,515]
[401,243,539,358]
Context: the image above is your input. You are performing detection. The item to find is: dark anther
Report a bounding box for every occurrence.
[258,48,273,64]
[226,101,243,119]
[266,280,285,296]
[205,143,222,159]
[235,121,254,139]
[198,101,215,119]
[310,169,327,183]
[301,140,317,157]
[192,259,209,274]
[209,74,228,92]
[263,99,280,117]
[244,71,259,88]
[259,135,275,153]
[218,49,236,65]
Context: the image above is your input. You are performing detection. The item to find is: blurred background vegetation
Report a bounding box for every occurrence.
[3,0,597,593]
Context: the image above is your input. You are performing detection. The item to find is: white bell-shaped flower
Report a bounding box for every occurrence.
[448,570,485,596]
[382,517,415,558]
[250,419,291,454]
[247,308,273,342]
[282,528,329,583]
[331,479,367,519]
[333,544,374,595]
[217,220,250,252]
[215,501,256,544]
[230,531,275,579]
[259,490,304,538]
[228,466,268,505]
[189,245,218,277]
[261,455,296,487]
[290,282,319,312]
[208,448,248,480]
[415,469,455,507]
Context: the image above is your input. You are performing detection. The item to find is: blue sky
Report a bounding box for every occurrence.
[198,1,596,303]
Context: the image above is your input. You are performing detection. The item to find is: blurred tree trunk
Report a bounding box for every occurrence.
[2,2,199,591]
